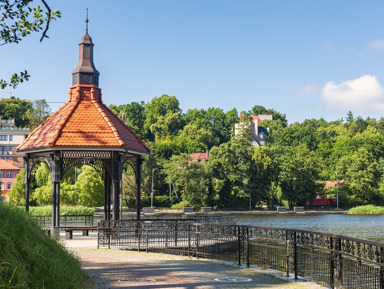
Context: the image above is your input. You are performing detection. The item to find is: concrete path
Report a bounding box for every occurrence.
[62,232,327,289]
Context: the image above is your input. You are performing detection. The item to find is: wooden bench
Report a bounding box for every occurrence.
[44,226,97,239]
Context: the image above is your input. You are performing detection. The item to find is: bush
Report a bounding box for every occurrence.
[171,200,192,209]
[0,203,90,288]
[348,205,384,215]
[154,195,171,207]
[28,205,95,216]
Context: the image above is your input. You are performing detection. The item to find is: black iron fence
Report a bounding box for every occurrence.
[97,220,384,289]
[32,215,95,227]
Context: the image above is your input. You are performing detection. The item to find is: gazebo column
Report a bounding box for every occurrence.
[104,168,112,220]
[135,156,142,220]
[51,154,62,237]
[112,153,122,220]
[24,156,30,213]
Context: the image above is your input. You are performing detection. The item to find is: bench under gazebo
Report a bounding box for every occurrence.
[17,21,150,236]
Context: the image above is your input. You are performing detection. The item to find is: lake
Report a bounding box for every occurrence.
[236,213,384,243]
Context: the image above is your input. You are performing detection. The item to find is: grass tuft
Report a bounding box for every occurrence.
[0,203,91,288]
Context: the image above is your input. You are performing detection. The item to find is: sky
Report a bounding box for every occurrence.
[2,0,384,124]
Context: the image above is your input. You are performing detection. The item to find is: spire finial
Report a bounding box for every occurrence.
[86,8,89,33]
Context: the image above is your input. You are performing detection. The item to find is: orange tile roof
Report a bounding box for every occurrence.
[190,150,209,162]
[17,84,150,154]
[0,159,20,170]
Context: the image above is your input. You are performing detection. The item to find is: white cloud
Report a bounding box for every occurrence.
[367,40,384,51]
[294,84,318,95]
[321,75,384,112]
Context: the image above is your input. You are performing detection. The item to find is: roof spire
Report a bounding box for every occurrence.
[71,9,100,87]
[86,8,89,33]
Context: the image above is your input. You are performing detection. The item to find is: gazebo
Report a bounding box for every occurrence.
[17,22,150,236]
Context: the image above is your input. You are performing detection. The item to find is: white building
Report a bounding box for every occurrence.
[0,118,30,168]
[234,114,272,146]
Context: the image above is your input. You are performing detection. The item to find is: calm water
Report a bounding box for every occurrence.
[236,214,384,243]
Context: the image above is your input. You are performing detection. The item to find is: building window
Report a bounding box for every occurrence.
[0,171,3,177]
[0,135,8,141]
[6,172,12,178]
[7,183,11,190]
[260,134,264,139]
[9,135,13,141]
[0,183,4,190]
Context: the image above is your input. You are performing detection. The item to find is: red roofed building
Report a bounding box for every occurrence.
[0,159,20,202]
[16,18,149,234]
[190,150,209,162]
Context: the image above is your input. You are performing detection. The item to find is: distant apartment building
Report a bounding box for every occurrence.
[234,114,272,146]
[0,118,30,168]
[0,159,21,202]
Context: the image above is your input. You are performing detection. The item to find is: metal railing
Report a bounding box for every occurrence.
[97,220,384,289]
[32,215,95,227]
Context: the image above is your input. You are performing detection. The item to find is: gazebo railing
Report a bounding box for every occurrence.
[98,219,384,289]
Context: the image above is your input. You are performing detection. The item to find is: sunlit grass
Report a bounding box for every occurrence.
[0,203,91,288]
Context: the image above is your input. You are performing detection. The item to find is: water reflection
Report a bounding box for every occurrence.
[236,214,384,242]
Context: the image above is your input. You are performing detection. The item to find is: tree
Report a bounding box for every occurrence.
[336,148,382,206]
[277,145,321,208]
[208,138,256,208]
[144,95,182,140]
[0,0,61,88]
[109,101,146,138]
[25,99,51,129]
[249,105,287,127]
[76,166,103,207]
[32,162,51,205]
[164,153,210,207]
[8,168,25,205]
[0,96,32,127]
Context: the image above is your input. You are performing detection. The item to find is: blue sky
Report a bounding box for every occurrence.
[2,0,384,124]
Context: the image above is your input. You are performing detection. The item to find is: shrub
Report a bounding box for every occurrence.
[154,195,171,207]
[171,200,192,209]
[348,205,384,215]
[28,205,95,216]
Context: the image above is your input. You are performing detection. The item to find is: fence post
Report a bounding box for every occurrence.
[330,237,334,289]
[146,222,149,253]
[286,230,290,277]
[380,247,384,289]
[238,226,241,266]
[196,224,199,259]
[246,227,250,267]
[293,231,298,280]
[338,238,342,288]
[188,224,191,257]
[175,220,178,247]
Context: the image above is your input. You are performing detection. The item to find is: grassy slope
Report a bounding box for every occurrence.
[0,203,91,288]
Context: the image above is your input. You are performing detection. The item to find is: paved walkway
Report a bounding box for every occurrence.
[62,232,327,289]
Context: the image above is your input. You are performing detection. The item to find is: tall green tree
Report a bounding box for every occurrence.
[144,95,182,140]
[277,145,321,208]
[25,99,51,129]
[0,96,32,127]
[164,153,210,207]
[336,147,382,206]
